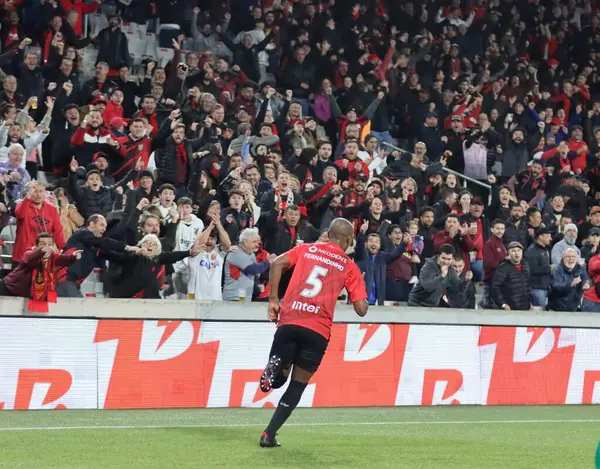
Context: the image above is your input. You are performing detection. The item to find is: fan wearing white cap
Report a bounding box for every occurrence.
[551,223,583,266]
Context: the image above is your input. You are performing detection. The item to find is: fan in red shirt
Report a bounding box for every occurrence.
[258,218,368,448]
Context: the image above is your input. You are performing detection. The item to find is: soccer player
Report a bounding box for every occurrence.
[259,218,369,448]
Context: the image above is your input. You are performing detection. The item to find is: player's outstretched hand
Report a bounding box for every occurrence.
[267,300,280,322]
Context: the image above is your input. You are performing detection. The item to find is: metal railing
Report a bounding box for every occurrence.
[380,142,492,203]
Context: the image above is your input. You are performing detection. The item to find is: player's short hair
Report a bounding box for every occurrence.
[387,224,402,235]
[317,139,332,149]
[239,227,260,244]
[244,163,261,174]
[86,214,105,226]
[7,143,24,155]
[441,189,456,201]
[36,232,53,244]
[526,207,541,219]
[453,252,465,262]
[419,206,434,217]
[158,183,176,194]
[138,233,162,256]
[177,197,193,207]
[285,204,300,213]
[438,244,455,256]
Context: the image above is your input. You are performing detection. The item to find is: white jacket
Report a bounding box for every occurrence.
[0,109,52,166]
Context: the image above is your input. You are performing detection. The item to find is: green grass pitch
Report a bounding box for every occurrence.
[1,406,599,469]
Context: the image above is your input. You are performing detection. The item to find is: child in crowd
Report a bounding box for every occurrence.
[407,220,424,284]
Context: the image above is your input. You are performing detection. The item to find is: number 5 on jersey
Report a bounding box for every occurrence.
[300,266,328,298]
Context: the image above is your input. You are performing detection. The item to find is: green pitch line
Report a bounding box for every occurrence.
[1,406,599,469]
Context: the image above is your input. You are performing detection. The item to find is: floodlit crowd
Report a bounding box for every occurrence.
[0,0,600,311]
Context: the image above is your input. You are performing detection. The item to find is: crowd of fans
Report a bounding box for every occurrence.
[1,0,600,312]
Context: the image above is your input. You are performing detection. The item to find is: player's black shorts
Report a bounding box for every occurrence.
[269,325,329,373]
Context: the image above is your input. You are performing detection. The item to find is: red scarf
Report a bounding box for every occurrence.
[28,255,58,313]
[176,142,188,184]
[176,142,187,164]
[138,111,158,136]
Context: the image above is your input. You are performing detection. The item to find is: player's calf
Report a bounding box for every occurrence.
[263,379,307,441]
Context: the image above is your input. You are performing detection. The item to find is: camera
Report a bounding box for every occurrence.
[177,63,189,72]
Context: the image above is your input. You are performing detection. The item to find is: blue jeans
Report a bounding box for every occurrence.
[471,259,483,282]
[483,284,491,308]
[537,198,546,212]
[530,289,548,307]
[370,131,393,146]
[293,98,311,117]
[582,299,600,312]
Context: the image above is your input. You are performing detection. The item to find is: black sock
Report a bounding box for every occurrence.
[271,370,289,389]
[265,380,307,437]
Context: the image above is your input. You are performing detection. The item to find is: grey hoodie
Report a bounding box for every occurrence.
[408,257,461,307]
[551,223,582,265]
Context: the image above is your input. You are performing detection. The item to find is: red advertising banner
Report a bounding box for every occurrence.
[0,318,598,409]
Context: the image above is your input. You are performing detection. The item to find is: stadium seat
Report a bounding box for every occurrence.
[81,46,99,78]
[88,12,108,36]
[144,33,157,56]
[79,268,105,298]
[121,21,135,35]
[156,48,174,68]
[126,33,148,66]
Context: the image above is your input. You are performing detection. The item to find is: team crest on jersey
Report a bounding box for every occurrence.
[193,228,199,236]
[199,254,221,270]
[308,245,318,253]
[241,219,247,229]
[138,145,143,151]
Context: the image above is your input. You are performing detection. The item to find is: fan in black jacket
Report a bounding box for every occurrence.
[56,215,138,297]
[524,227,552,307]
[443,255,476,309]
[104,233,200,298]
[490,242,531,311]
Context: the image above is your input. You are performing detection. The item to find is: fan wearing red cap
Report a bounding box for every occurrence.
[103,89,126,131]
[109,117,126,134]
[90,94,107,115]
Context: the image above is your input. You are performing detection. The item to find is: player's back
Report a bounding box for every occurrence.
[278,241,364,339]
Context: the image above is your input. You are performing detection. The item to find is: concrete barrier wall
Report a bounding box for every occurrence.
[2,296,600,328]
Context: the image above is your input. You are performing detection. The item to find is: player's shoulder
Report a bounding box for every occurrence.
[306,242,354,264]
